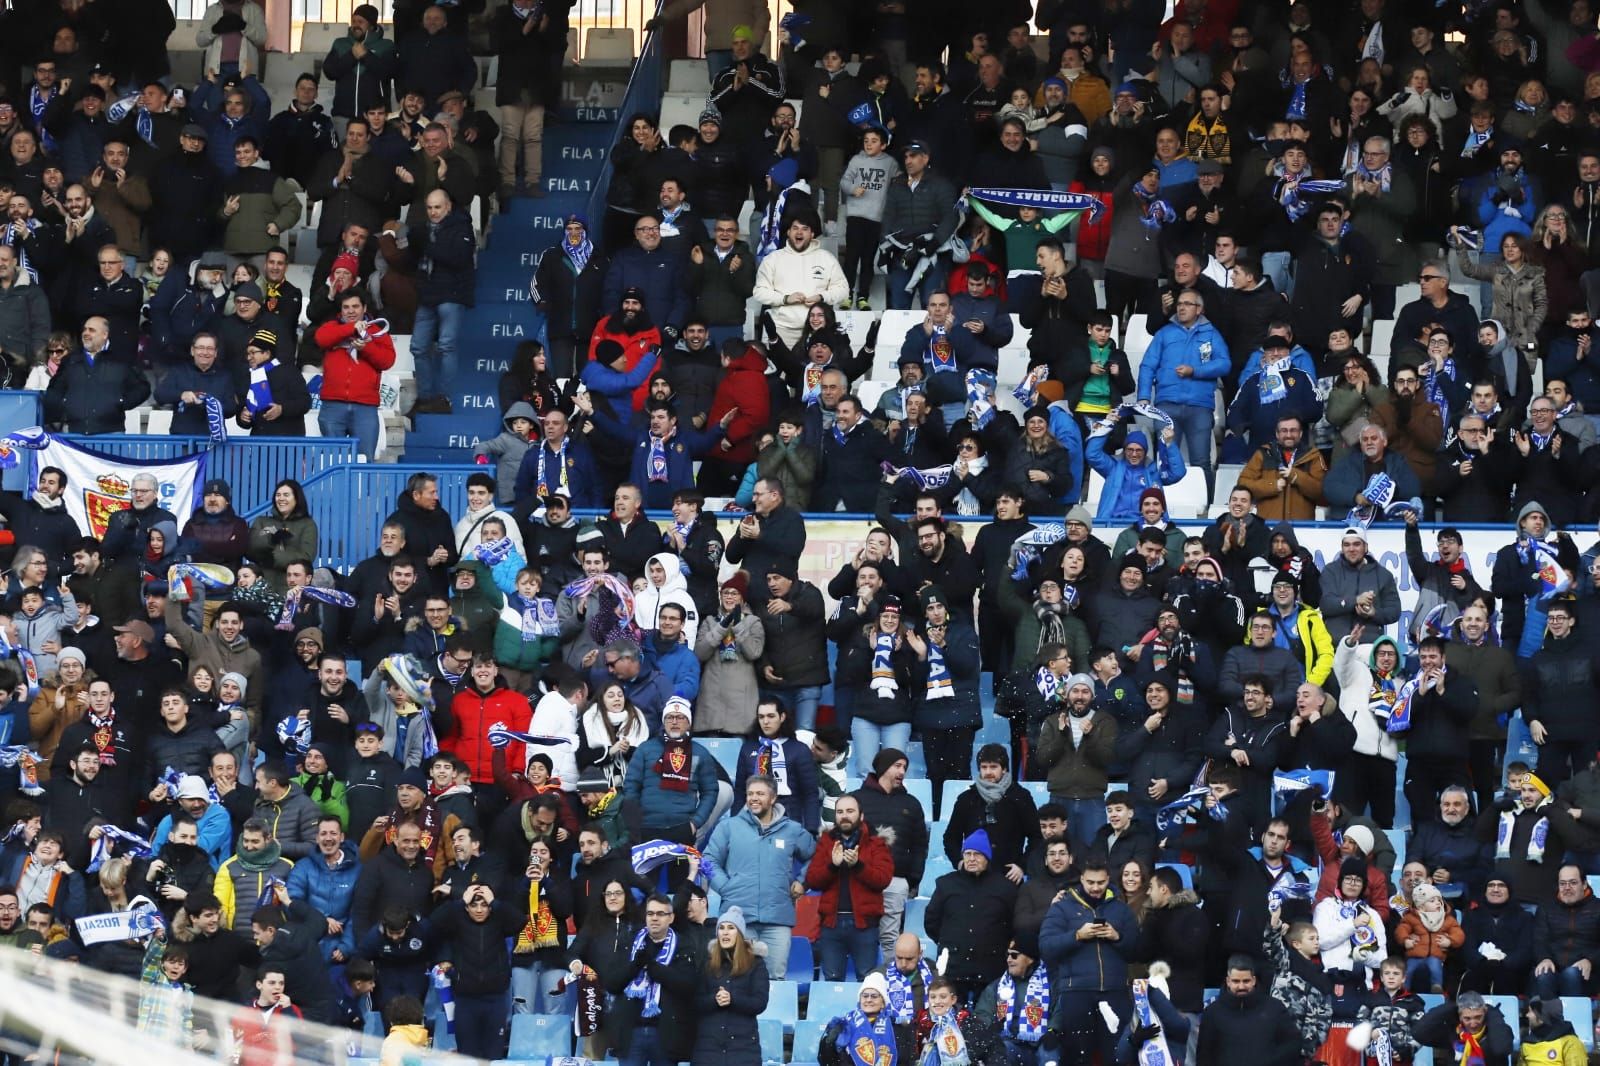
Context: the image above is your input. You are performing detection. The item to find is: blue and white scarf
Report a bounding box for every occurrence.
[658,202,687,239]
[274,585,357,630]
[754,736,789,793]
[514,595,559,639]
[1424,358,1457,427]
[624,928,677,1017]
[966,369,995,429]
[1462,124,1493,157]
[1012,365,1048,407]
[87,823,154,873]
[1131,982,1174,1066]
[202,394,226,442]
[485,722,573,749]
[887,957,933,1023]
[1271,768,1336,814]
[921,1011,970,1065]
[0,744,39,796]
[1382,674,1421,733]
[29,86,56,153]
[801,363,826,405]
[926,323,957,374]
[1008,523,1067,580]
[1496,796,1550,862]
[1286,78,1309,120]
[1275,170,1345,222]
[276,715,311,756]
[0,219,40,283]
[870,631,898,698]
[75,900,164,945]
[630,838,721,884]
[968,187,1105,222]
[1353,159,1392,193]
[535,438,569,498]
[995,965,1050,1042]
[647,431,671,482]
[563,228,593,273]
[246,359,276,414]
[881,461,954,490]
[841,1009,896,1066]
[925,638,952,700]
[133,107,155,145]
[1132,182,1176,234]
[473,536,516,566]
[1258,358,1289,403]
[430,965,456,1034]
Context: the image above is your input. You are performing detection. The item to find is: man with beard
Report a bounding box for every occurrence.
[323,6,398,124]
[1,193,50,291]
[395,122,476,219]
[1035,674,1117,851]
[586,288,665,413]
[1492,501,1582,654]
[1323,421,1420,527]
[52,679,139,816]
[148,124,222,263]
[41,743,119,864]
[51,186,114,319]
[0,465,77,577]
[802,792,891,982]
[308,119,393,251]
[44,84,115,185]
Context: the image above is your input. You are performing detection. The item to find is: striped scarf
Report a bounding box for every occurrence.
[514,877,560,952]
[870,631,898,698]
[925,639,953,700]
[754,736,789,793]
[624,929,676,1017]
[246,360,276,413]
[886,958,933,1023]
[995,965,1049,1042]
[923,1010,970,1065]
[535,438,569,498]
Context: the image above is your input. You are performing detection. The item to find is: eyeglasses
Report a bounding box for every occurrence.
[47,347,67,354]
[1418,274,1445,282]
[644,909,673,918]
[1175,300,1202,308]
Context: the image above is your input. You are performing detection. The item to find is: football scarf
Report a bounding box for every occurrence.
[0,746,42,796]
[1131,980,1174,1066]
[995,965,1049,1043]
[86,823,154,873]
[473,536,516,567]
[921,1011,969,1066]
[1008,523,1066,580]
[246,360,277,413]
[886,957,933,1024]
[881,461,955,491]
[274,586,357,630]
[870,631,898,698]
[654,736,693,791]
[536,438,570,498]
[486,722,573,749]
[624,928,677,1017]
[966,368,996,429]
[430,965,455,1034]
[1354,158,1392,193]
[1496,795,1550,862]
[647,431,671,482]
[515,877,561,952]
[967,187,1104,222]
[1463,124,1492,157]
[842,1009,896,1066]
[926,323,956,373]
[925,639,953,700]
[802,364,826,405]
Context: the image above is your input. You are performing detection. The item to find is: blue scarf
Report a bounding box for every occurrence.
[246,359,276,414]
[921,1011,970,1065]
[647,431,671,482]
[564,228,592,273]
[1424,358,1457,427]
[1131,982,1173,1066]
[202,394,226,443]
[870,630,898,698]
[137,108,155,147]
[1463,124,1492,157]
[886,958,933,1023]
[1287,79,1309,119]
[29,86,56,153]
[624,928,676,1017]
[1,221,39,282]
[995,965,1050,1043]
[832,420,855,447]
[841,1009,896,1066]
[802,363,826,405]
[925,638,953,700]
[536,438,569,498]
[1132,182,1175,233]
[926,323,956,373]
[1274,168,1345,222]
[1354,159,1392,192]
[966,369,995,429]
[473,537,515,566]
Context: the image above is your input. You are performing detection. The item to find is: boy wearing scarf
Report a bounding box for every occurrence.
[1489,772,1558,906]
[612,891,699,1065]
[916,977,971,1065]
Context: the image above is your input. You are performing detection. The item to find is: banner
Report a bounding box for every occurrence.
[32,437,205,538]
[74,900,163,945]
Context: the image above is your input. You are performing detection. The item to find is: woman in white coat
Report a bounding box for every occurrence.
[1313,855,1388,974]
[634,550,701,644]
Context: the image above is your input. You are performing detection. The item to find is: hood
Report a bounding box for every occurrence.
[643,552,688,595]
[1481,318,1511,357]
[728,345,767,374]
[1367,635,1400,672]
[1270,522,1301,553]
[503,400,539,431]
[149,519,179,548]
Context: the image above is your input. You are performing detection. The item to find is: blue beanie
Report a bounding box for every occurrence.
[769,157,800,189]
[1124,428,1149,451]
[960,829,993,861]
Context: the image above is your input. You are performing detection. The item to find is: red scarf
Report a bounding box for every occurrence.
[654,737,692,791]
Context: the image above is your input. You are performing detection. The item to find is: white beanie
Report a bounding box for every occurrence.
[860,972,890,1001]
[663,695,693,726]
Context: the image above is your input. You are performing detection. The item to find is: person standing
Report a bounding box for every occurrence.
[701,774,815,979]
[804,794,893,981]
[313,289,395,459]
[610,892,701,1066]
[408,189,475,415]
[492,0,557,203]
[1039,856,1140,1066]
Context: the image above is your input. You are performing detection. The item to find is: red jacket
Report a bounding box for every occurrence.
[442,681,530,785]
[312,319,397,406]
[804,821,896,929]
[706,345,772,464]
[1067,181,1115,262]
[587,313,662,411]
[1311,813,1393,921]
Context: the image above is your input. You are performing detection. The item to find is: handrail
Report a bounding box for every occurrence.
[583,0,666,224]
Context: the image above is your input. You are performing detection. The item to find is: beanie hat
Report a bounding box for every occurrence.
[1065,504,1094,529]
[861,972,890,1000]
[398,768,428,790]
[960,829,993,860]
[662,695,694,726]
[1064,673,1096,695]
[717,905,749,938]
[596,339,626,365]
[721,571,749,598]
[1342,824,1375,857]
[221,671,248,697]
[872,748,909,777]
[1138,487,1166,512]
[1124,428,1150,451]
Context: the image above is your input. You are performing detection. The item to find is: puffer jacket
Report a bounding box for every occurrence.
[252,784,322,859]
[284,841,362,961]
[213,843,295,933]
[313,319,396,405]
[443,680,530,786]
[218,162,301,255]
[1457,249,1547,356]
[1038,885,1140,996]
[1034,707,1118,800]
[703,806,817,925]
[706,343,771,465]
[411,208,477,308]
[622,736,719,831]
[1137,315,1230,409]
[691,955,770,1066]
[924,865,1019,983]
[757,580,830,688]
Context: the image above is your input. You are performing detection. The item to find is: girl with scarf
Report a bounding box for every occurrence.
[568,878,643,1059]
[735,701,821,833]
[826,972,899,1066]
[576,680,651,789]
[531,215,605,378]
[690,907,770,1066]
[1312,856,1388,975]
[1456,233,1548,362]
[829,594,921,777]
[497,340,569,420]
[771,302,863,398]
[510,836,573,1014]
[29,647,92,780]
[493,567,560,692]
[1003,574,1092,679]
[1396,881,1463,992]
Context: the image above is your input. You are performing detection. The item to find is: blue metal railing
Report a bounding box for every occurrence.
[60,435,362,511]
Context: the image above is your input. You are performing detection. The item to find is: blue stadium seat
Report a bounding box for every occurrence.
[795,1017,829,1060]
[1562,997,1594,1049]
[1155,862,1192,890]
[903,777,934,812]
[807,981,861,1020]
[762,979,800,1033]
[1022,780,1051,806]
[941,778,971,816]
[1419,993,1446,1012]
[923,850,955,885]
[1383,828,1406,876]
[759,1016,784,1063]
[789,936,815,995]
[363,1010,384,1036]
[1414,1050,1433,1066]
[508,1013,573,1058]
[904,897,929,939]
[702,738,743,777]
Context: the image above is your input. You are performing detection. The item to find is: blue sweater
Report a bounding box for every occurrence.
[623,736,720,830]
[152,802,234,870]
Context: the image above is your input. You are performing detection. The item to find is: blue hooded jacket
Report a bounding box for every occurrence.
[1086,428,1186,522]
[285,840,363,961]
[1138,315,1230,409]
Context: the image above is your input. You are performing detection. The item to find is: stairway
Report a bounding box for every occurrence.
[399,118,613,464]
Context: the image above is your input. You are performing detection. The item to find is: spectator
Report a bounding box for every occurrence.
[408,189,476,416]
[1195,954,1301,1066]
[926,829,1019,1003]
[1318,527,1403,644]
[702,774,814,979]
[43,316,150,434]
[1040,856,1140,1065]
[943,744,1041,878]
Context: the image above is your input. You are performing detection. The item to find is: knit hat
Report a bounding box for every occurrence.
[596,339,626,365]
[528,753,554,775]
[233,281,264,303]
[220,671,248,697]
[1042,76,1066,92]
[872,748,909,777]
[352,3,381,25]
[203,478,232,501]
[1410,882,1444,911]
[1124,428,1149,451]
[860,972,890,1000]
[176,775,210,801]
[1091,145,1115,165]
[1342,824,1375,857]
[298,627,325,649]
[918,585,946,610]
[717,905,749,938]
[960,829,993,860]
[1525,772,1551,798]
[57,647,85,667]
[878,594,902,615]
[1518,501,1548,525]
[1024,404,1051,424]
[770,557,798,581]
[698,107,722,128]
[1065,504,1093,529]
[1138,487,1166,512]
[1337,854,1368,892]
[246,329,277,352]
[1271,571,1299,589]
[330,252,359,279]
[576,770,611,793]
[1064,673,1095,695]
[662,695,694,726]
[398,768,428,791]
[1144,671,1176,697]
[721,571,749,598]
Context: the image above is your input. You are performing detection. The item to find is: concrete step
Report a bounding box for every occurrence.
[407,410,495,450]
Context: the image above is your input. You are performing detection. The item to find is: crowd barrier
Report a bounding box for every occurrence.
[55,434,362,509]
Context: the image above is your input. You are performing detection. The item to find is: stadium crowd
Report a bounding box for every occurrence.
[8,0,1600,1063]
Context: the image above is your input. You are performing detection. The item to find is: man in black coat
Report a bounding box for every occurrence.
[1289,203,1375,359]
[42,316,150,434]
[942,744,1041,876]
[264,77,336,191]
[306,120,394,250]
[154,332,240,435]
[0,465,80,577]
[384,473,460,596]
[351,820,436,935]
[1195,955,1303,1066]
[1138,866,1210,1017]
[722,476,805,605]
[146,126,221,264]
[235,329,312,436]
[609,892,701,1064]
[1523,599,1600,787]
[253,896,339,1023]
[1401,634,1482,821]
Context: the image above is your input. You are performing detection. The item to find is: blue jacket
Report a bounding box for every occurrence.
[586,660,675,732]
[152,802,234,869]
[1137,316,1230,410]
[703,806,817,924]
[1155,155,1198,192]
[1086,431,1186,523]
[513,435,602,508]
[190,76,273,176]
[899,321,984,408]
[1039,885,1140,996]
[579,347,661,403]
[623,736,720,830]
[1476,169,1541,249]
[1226,367,1323,451]
[1322,448,1421,508]
[641,631,701,702]
[1047,401,1086,506]
[732,736,822,834]
[286,841,363,961]
[1236,343,1316,385]
[600,245,692,334]
[623,422,725,509]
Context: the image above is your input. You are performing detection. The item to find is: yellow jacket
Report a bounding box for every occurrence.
[1519,1031,1587,1066]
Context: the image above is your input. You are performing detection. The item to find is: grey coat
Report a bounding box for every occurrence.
[1456,250,1547,358]
[693,608,766,736]
[0,276,49,364]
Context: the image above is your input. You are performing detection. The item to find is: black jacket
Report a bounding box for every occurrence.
[1137,891,1209,1011]
[757,579,829,689]
[492,4,559,106]
[430,898,526,996]
[1402,669,1480,762]
[259,899,338,1023]
[691,956,770,1066]
[43,348,150,434]
[924,865,1020,983]
[233,356,311,436]
[1524,632,1600,741]
[1113,704,1206,805]
[147,149,222,261]
[942,782,1041,869]
[1086,818,1159,875]
[385,493,460,595]
[410,207,477,308]
[1196,988,1303,1066]
[851,776,930,892]
[532,241,604,343]
[609,929,702,1062]
[351,846,436,934]
[722,505,806,605]
[1412,1003,1515,1066]
[264,104,336,188]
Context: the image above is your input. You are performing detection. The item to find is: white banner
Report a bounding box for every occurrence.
[73,901,161,945]
[32,438,205,540]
